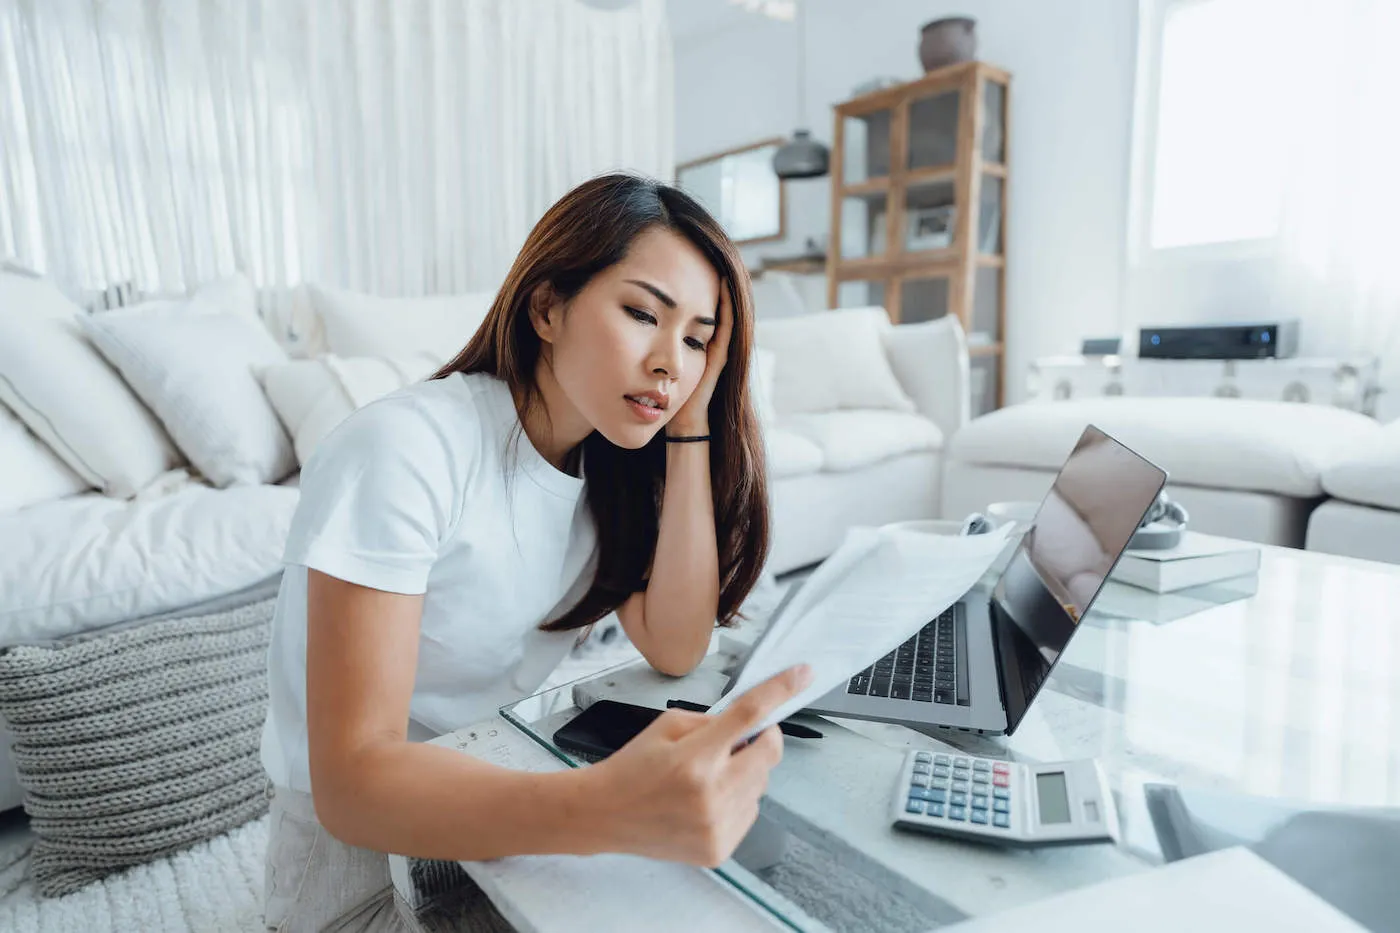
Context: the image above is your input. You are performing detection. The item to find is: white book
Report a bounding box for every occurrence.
[1113,532,1261,593]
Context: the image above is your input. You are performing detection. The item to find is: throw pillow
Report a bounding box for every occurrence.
[0,273,184,498]
[80,275,296,487]
[750,348,779,425]
[0,403,90,511]
[0,598,275,898]
[306,284,494,360]
[754,306,915,416]
[259,353,439,467]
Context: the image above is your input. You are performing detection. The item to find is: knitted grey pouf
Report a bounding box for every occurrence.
[0,598,275,897]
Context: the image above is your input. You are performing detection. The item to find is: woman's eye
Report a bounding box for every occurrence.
[685,337,707,351]
[625,306,656,325]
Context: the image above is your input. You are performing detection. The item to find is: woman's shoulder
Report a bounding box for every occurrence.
[307,372,512,471]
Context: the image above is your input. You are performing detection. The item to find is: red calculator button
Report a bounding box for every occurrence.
[993,773,1010,787]
[992,763,1010,775]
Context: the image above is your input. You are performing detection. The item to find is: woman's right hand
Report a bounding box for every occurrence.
[585,664,813,867]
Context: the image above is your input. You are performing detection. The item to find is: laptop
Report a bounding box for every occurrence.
[731,425,1167,737]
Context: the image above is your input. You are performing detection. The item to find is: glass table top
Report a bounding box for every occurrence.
[498,542,1400,931]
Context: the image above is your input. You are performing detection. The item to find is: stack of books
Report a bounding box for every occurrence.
[1112,532,1261,594]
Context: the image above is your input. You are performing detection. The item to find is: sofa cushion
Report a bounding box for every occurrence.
[948,398,1379,498]
[259,353,438,467]
[755,306,915,416]
[0,403,89,511]
[784,410,943,473]
[0,481,297,646]
[306,284,494,360]
[0,273,184,498]
[80,275,296,487]
[1322,418,1400,510]
[766,428,824,479]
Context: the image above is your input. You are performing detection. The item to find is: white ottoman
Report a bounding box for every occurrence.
[940,397,1380,548]
[1309,419,1400,562]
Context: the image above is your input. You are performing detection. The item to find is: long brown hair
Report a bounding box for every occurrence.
[432,173,769,632]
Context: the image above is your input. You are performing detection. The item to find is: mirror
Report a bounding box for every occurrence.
[675,138,786,245]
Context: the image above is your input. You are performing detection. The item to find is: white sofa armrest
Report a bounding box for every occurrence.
[880,316,971,440]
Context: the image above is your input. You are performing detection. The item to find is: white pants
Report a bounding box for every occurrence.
[262,781,414,933]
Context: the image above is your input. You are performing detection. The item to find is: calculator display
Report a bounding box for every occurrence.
[1036,771,1071,824]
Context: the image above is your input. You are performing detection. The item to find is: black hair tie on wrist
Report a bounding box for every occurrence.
[665,434,711,443]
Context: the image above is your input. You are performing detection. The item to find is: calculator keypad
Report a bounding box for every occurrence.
[907,751,1012,831]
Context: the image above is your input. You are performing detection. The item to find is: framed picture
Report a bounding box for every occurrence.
[906,205,954,251]
[676,138,786,245]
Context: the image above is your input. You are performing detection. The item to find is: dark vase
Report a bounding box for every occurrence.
[919,16,977,72]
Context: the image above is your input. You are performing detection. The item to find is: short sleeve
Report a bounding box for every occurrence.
[283,396,460,595]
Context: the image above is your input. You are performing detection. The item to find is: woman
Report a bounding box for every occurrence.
[260,173,811,932]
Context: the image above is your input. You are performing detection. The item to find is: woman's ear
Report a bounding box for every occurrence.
[528,283,561,344]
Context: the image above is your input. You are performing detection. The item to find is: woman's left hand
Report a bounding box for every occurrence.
[670,279,734,435]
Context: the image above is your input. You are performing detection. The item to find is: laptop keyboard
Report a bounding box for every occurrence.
[846,606,970,706]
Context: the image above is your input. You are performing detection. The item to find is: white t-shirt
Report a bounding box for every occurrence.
[261,372,598,793]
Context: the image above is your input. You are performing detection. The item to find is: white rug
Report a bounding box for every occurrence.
[0,816,269,933]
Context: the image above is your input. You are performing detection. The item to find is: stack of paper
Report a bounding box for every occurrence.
[710,522,1013,737]
[1112,532,1261,593]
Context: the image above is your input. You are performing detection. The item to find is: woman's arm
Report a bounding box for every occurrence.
[616,431,720,677]
[305,569,808,865]
[305,570,610,860]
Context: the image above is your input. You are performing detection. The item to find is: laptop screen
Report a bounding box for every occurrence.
[990,425,1167,734]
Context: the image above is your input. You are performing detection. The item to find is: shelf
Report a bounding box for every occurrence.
[758,257,827,276]
[905,164,957,186]
[982,162,1008,179]
[975,254,1005,268]
[840,178,889,198]
[968,342,1004,357]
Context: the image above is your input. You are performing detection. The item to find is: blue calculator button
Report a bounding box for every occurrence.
[927,803,946,818]
[928,788,948,804]
[970,810,989,825]
[972,795,989,809]
[993,813,1011,829]
[911,787,938,801]
[950,792,968,806]
[948,806,967,821]
[994,787,1011,800]
[906,798,925,814]
[994,798,1011,813]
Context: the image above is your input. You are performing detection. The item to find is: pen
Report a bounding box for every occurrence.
[666,699,824,739]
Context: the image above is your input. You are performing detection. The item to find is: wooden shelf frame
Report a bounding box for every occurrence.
[826,60,1011,411]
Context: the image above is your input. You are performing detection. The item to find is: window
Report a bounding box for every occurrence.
[1136,0,1302,252]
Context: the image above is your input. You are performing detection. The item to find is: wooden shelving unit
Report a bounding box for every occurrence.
[826,61,1011,414]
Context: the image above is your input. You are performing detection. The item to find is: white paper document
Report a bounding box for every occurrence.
[710,523,1013,735]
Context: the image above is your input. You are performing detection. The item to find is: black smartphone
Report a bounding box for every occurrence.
[552,700,662,760]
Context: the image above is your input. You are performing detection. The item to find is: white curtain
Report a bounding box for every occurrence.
[1269,0,1400,383]
[0,0,674,300]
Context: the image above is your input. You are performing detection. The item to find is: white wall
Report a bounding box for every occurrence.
[673,0,1140,404]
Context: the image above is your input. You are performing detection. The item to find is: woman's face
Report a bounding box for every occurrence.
[535,226,721,449]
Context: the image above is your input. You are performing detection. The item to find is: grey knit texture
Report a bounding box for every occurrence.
[0,598,275,897]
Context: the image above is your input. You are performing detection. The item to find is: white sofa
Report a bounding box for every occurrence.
[0,270,970,814]
[1307,418,1400,563]
[940,396,1384,551]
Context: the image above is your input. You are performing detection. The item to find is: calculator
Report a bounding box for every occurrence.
[890,750,1119,847]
